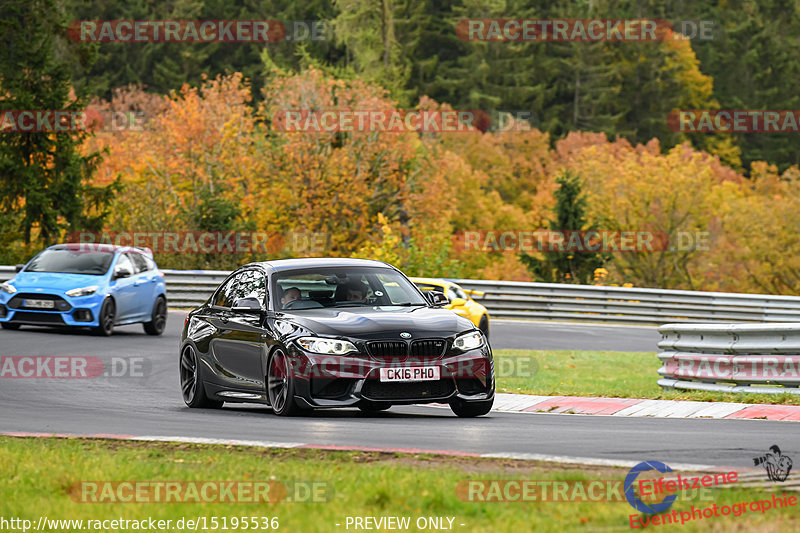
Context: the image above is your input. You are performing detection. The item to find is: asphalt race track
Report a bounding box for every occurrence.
[490,319,659,352]
[0,312,796,469]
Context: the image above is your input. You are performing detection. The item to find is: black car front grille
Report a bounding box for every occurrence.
[366,339,446,359]
[410,339,446,357]
[367,341,407,358]
[9,311,66,325]
[7,293,71,312]
[361,379,455,400]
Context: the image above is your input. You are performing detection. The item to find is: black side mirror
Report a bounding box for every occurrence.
[14,264,24,273]
[426,290,449,306]
[232,297,265,313]
[113,267,132,280]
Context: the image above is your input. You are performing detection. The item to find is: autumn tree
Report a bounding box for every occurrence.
[0,0,116,252]
[521,172,608,284]
[559,133,736,289]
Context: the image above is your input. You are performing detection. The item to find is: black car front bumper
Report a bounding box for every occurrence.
[286,344,494,408]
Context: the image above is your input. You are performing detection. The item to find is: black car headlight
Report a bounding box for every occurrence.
[453,331,485,352]
[297,337,358,355]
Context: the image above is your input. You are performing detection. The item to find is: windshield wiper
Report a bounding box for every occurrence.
[390,302,427,306]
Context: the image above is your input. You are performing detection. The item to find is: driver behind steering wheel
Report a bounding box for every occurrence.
[280,286,301,308]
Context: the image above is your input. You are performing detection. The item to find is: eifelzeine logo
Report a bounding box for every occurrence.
[625,461,677,514]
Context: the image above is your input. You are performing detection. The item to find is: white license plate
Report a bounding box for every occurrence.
[379,366,440,382]
[25,299,55,309]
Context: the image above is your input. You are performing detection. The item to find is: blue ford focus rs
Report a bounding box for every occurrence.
[0,243,168,336]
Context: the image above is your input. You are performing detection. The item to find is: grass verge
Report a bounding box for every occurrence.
[494,350,800,405]
[0,437,796,533]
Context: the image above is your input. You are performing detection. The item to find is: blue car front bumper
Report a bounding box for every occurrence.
[0,290,105,327]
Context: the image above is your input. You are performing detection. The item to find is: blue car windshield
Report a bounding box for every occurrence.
[25,249,114,275]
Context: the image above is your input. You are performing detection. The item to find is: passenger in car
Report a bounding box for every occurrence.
[346,282,368,303]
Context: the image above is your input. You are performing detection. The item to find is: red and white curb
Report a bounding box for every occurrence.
[0,431,720,471]
[451,393,800,421]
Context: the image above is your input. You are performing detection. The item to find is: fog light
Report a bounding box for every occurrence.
[72,309,93,322]
[0,304,6,318]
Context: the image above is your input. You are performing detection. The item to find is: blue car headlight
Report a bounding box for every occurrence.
[65,285,100,297]
[0,282,17,294]
[297,337,358,355]
[453,331,485,352]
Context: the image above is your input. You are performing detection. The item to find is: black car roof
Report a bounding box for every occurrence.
[246,257,394,272]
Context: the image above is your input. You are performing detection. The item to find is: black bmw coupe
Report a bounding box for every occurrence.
[179,258,494,417]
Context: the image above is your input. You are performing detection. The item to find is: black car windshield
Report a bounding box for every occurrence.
[25,249,114,275]
[274,267,427,310]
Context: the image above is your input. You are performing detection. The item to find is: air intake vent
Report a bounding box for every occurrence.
[367,341,407,358]
[410,339,446,357]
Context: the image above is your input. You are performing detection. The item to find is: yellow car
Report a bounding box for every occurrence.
[410,277,490,338]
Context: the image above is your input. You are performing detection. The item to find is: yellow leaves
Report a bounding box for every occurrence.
[88,74,264,230]
[354,213,402,266]
[79,68,799,295]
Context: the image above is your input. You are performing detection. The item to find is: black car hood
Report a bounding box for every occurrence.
[278,305,474,339]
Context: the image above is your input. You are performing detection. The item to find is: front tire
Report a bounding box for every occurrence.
[1,322,20,330]
[143,296,167,336]
[267,349,301,416]
[450,398,493,417]
[92,299,115,336]
[180,345,222,408]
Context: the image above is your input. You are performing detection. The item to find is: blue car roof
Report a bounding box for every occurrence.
[49,243,154,257]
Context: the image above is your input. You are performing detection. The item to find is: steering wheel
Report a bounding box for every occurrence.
[283,299,303,310]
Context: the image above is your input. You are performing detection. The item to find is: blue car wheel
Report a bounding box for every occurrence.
[143,296,167,336]
[92,298,115,336]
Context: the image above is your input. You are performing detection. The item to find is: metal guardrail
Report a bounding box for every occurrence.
[4,266,800,324]
[450,278,800,324]
[657,323,800,395]
[0,266,15,280]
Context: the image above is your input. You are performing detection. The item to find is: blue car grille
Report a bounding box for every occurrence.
[7,293,72,312]
[9,311,66,325]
